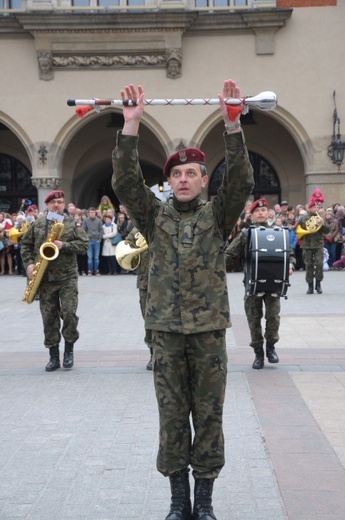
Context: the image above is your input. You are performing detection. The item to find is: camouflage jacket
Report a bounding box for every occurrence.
[112,132,254,334]
[21,215,89,282]
[225,222,296,277]
[298,212,330,249]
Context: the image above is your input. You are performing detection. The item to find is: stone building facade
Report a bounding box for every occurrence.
[0,0,344,212]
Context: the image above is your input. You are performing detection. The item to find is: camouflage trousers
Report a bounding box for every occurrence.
[39,278,80,348]
[244,293,280,349]
[302,247,324,284]
[139,288,152,349]
[152,329,227,479]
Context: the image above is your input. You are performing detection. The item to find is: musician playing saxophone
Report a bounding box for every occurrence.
[298,198,329,294]
[21,190,89,372]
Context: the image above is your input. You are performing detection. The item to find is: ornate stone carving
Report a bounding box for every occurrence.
[37,51,54,81]
[31,178,62,189]
[166,49,182,79]
[53,54,166,68]
[38,144,48,166]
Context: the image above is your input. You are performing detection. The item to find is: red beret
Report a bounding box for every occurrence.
[29,204,38,211]
[308,199,317,209]
[44,190,65,204]
[250,198,268,214]
[163,148,205,177]
[311,188,324,203]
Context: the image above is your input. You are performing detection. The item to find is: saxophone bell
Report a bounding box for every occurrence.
[40,242,59,261]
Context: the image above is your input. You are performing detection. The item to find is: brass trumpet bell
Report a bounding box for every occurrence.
[115,232,148,271]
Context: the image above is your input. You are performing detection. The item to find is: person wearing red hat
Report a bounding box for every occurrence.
[25,205,39,223]
[297,199,329,294]
[21,190,89,372]
[225,198,295,369]
[112,79,254,520]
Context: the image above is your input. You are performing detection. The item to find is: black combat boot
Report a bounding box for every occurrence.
[252,347,264,370]
[266,343,279,363]
[165,469,192,520]
[307,283,314,294]
[193,478,217,520]
[146,348,153,371]
[63,342,74,369]
[45,346,60,372]
[315,281,322,294]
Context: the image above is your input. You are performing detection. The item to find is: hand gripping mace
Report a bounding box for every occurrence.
[67,91,277,117]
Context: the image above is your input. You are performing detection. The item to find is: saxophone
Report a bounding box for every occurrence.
[23,221,65,304]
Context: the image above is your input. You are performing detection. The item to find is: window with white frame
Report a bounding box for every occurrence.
[71,0,145,5]
[195,0,250,6]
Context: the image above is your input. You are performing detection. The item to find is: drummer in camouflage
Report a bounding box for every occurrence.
[112,79,254,520]
[225,198,295,370]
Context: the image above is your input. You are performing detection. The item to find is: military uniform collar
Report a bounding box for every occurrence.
[171,195,204,212]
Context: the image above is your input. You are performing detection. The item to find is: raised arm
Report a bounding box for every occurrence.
[121,84,145,136]
[218,79,243,134]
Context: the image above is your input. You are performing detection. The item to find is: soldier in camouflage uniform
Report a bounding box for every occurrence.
[21,190,89,372]
[298,198,329,294]
[125,226,153,370]
[225,198,295,370]
[112,80,254,520]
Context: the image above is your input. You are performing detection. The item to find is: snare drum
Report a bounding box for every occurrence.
[245,226,290,297]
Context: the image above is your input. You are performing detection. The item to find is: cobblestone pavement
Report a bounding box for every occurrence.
[1,270,345,519]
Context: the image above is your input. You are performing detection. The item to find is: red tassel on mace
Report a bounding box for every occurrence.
[76,106,94,118]
[226,105,244,121]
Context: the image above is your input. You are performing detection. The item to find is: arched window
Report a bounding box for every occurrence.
[0,154,37,213]
[208,151,281,206]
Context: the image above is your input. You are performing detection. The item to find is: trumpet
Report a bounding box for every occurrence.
[295,212,322,240]
[116,232,148,271]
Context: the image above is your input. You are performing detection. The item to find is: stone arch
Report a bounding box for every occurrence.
[0,113,38,212]
[191,105,311,208]
[52,107,172,208]
[0,111,34,169]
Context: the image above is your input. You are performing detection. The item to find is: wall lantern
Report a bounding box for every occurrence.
[327,90,345,172]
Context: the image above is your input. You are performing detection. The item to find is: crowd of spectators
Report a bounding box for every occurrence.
[0,196,134,276]
[1,194,345,276]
